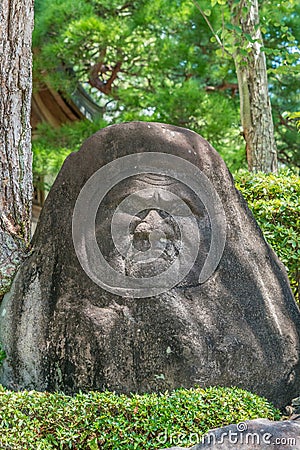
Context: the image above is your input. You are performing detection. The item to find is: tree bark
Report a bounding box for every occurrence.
[0,0,34,296]
[232,0,278,173]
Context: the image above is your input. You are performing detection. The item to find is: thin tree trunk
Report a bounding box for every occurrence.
[232,0,278,173]
[0,0,34,296]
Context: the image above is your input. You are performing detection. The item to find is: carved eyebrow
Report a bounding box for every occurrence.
[134,174,177,186]
[117,193,204,219]
[101,181,206,218]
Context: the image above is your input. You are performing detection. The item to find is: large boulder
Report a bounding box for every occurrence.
[0,122,300,407]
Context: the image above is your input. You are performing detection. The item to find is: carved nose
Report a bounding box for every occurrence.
[135,210,164,235]
[133,210,167,252]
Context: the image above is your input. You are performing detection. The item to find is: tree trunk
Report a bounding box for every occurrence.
[232,0,278,173]
[0,0,34,296]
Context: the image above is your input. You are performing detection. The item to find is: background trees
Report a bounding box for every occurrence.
[32,0,299,176]
[0,0,34,296]
[229,0,278,172]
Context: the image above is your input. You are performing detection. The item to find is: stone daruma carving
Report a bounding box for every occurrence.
[0,122,299,408]
[72,152,226,297]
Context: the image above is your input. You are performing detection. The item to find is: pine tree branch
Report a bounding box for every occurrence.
[192,0,232,57]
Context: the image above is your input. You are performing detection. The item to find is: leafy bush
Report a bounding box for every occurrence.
[0,386,280,449]
[234,169,300,302]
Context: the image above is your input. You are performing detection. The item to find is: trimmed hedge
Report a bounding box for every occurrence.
[0,386,280,449]
[234,170,300,302]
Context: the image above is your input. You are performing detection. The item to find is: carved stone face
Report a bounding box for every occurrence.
[96,174,211,286]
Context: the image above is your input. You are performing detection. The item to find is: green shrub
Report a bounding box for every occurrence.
[0,385,279,449]
[234,169,300,302]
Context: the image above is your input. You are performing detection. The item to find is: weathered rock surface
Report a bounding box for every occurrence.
[159,418,300,449]
[0,122,300,407]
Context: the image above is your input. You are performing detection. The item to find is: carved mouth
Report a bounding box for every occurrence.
[124,234,181,277]
[127,211,181,268]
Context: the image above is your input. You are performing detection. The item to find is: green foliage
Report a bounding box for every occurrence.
[32,0,244,168]
[288,111,300,131]
[0,347,5,367]
[259,1,300,167]
[207,0,300,167]
[0,385,280,449]
[33,0,300,168]
[32,117,108,187]
[234,170,300,302]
